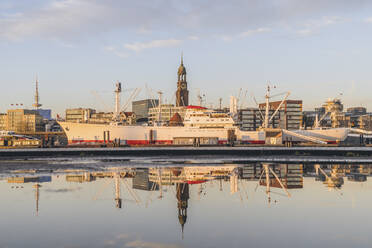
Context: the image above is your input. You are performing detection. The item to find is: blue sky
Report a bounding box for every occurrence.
[1,0,372,116]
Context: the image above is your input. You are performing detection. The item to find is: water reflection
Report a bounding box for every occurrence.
[3,163,372,247]
[5,164,372,209]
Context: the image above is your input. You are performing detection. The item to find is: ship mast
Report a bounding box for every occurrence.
[264,85,270,129]
[114,81,122,121]
[157,91,163,124]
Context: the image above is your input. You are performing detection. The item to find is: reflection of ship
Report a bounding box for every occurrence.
[347,173,367,182]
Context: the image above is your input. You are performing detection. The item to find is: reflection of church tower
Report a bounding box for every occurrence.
[176,55,189,107]
[176,183,189,239]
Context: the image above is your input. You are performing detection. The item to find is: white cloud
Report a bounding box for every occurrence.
[220,27,271,41]
[239,27,271,37]
[104,46,129,58]
[297,16,347,36]
[0,0,368,42]
[0,0,109,41]
[297,29,312,36]
[124,39,182,52]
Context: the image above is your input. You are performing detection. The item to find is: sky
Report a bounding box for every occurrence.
[1,0,372,116]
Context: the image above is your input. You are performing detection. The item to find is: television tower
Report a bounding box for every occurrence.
[33,76,42,109]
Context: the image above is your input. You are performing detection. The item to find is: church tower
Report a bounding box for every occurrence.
[176,55,189,107]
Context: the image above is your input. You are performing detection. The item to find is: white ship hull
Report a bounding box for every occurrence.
[58,122,266,145]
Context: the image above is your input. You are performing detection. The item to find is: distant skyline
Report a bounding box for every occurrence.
[1,0,372,116]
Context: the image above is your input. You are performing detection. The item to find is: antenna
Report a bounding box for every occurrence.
[33,76,42,109]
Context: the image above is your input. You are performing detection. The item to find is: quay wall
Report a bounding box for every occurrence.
[0,147,372,161]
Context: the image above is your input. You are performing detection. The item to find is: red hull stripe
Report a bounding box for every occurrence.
[187,180,208,184]
[68,139,265,145]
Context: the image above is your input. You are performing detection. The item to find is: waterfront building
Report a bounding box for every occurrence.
[65,108,96,123]
[239,100,302,131]
[36,109,52,120]
[258,100,303,130]
[0,109,44,132]
[239,108,265,131]
[65,108,136,125]
[308,100,372,130]
[0,113,6,130]
[90,111,136,125]
[148,104,186,124]
[132,99,159,120]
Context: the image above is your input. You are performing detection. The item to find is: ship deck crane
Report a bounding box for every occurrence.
[255,164,291,204]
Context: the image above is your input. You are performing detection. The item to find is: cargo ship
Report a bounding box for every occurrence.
[58,105,266,145]
[58,83,358,146]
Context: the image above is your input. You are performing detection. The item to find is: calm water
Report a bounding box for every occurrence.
[1,158,372,248]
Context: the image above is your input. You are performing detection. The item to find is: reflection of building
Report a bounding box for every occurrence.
[7,176,51,183]
[314,165,345,189]
[133,169,159,191]
[148,166,237,184]
[259,164,303,189]
[66,173,95,183]
[176,183,189,239]
[240,164,263,179]
[347,173,367,182]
